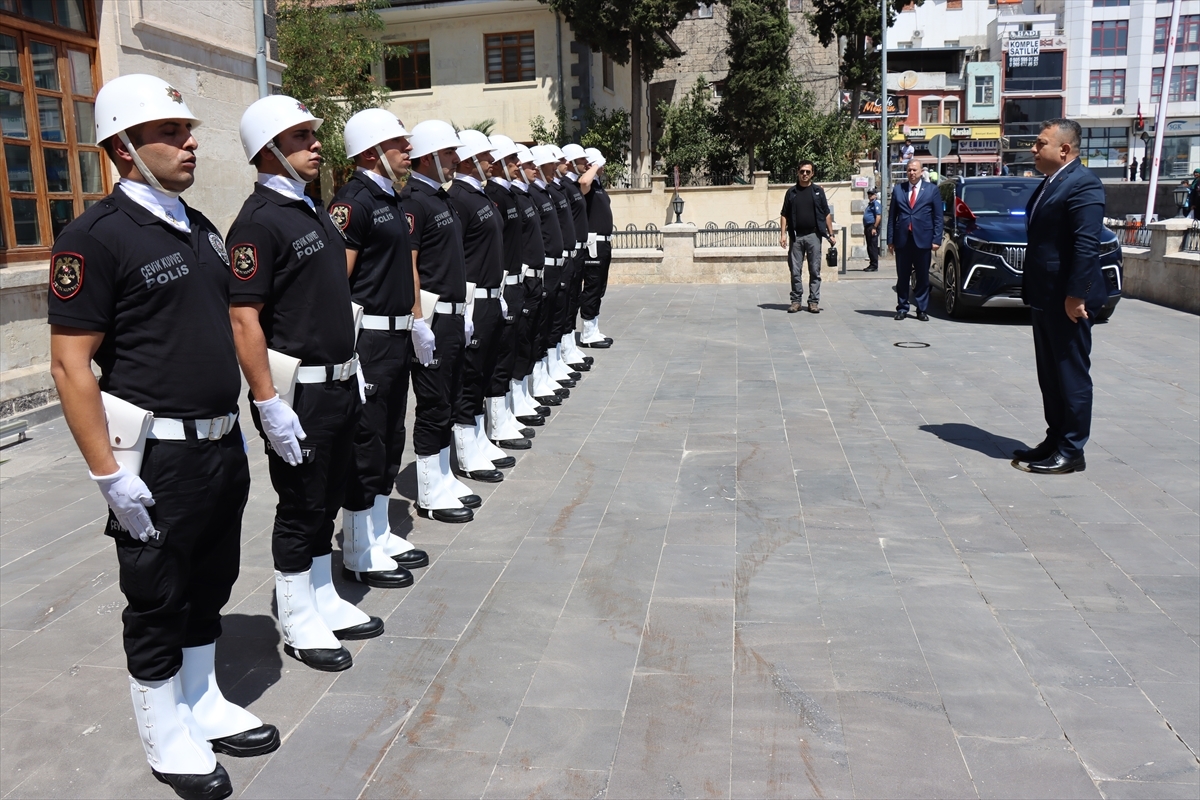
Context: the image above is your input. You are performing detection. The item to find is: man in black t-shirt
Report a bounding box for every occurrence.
[228,95,380,675]
[331,108,430,589]
[49,74,278,800]
[778,160,835,314]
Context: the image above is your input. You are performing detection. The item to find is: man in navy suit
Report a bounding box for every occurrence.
[1013,118,1106,475]
[888,159,943,321]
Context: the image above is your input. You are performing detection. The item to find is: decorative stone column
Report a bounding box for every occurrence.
[661,223,705,282]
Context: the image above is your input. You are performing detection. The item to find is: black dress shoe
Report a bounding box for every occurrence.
[516,413,545,426]
[917,310,929,321]
[393,549,430,570]
[490,454,517,468]
[553,387,570,397]
[579,338,612,348]
[535,404,551,415]
[342,565,413,588]
[894,311,906,320]
[569,361,590,371]
[519,427,536,438]
[462,468,504,482]
[580,354,594,365]
[1028,452,1086,474]
[556,379,577,389]
[495,437,531,450]
[458,494,482,508]
[863,266,878,272]
[152,763,233,800]
[416,504,474,523]
[566,370,582,380]
[1013,440,1056,462]
[332,616,384,640]
[535,394,561,406]
[283,644,353,671]
[210,724,281,758]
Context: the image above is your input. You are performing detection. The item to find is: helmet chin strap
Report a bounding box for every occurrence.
[117,130,178,198]
[266,141,307,184]
[472,155,488,184]
[501,159,512,182]
[374,145,398,183]
[433,152,447,184]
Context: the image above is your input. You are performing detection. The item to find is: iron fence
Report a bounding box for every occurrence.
[1106,219,1153,247]
[610,223,662,249]
[695,221,781,248]
[1184,221,1200,253]
[613,173,653,189]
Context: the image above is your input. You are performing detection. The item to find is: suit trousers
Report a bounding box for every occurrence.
[579,241,612,320]
[788,233,822,304]
[1032,307,1093,458]
[489,281,523,395]
[109,431,250,681]
[515,275,543,379]
[894,241,932,313]
[253,379,360,574]
[344,329,411,511]
[455,297,502,425]
[410,312,465,457]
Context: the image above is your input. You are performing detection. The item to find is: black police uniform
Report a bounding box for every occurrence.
[546,179,576,341]
[329,170,415,512]
[227,184,360,574]
[447,177,504,428]
[400,175,468,458]
[526,180,564,358]
[581,176,614,322]
[48,189,249,682]
[511,181,546,385]
[484,179,524,397]
[560,173,590,333]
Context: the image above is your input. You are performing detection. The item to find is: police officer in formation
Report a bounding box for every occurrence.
[578,147,617,348]
[51,69,615,800]
[49,75,278,800]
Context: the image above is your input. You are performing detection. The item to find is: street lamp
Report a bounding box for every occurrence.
[1173,183,1190,218]
[672,194,684,224]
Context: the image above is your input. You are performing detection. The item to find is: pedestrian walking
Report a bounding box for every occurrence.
[863,188,881,272]
[887,158,943,321]
[779,160,834,313]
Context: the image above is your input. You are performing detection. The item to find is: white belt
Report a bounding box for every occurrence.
[526,267,544,278]
[556,257,565,266]
[544,257,557,266]
[593,235,611,242]
[296,355,359,383]
[149,412,239,441]
[474,287,502,299]
[577,241,587,249]
[434,301,467,315]
[361,314,413,332]
[504,274,521,285]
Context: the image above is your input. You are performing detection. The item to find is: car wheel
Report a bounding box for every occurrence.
[943,257,965,318]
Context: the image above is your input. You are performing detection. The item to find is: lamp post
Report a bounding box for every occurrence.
[1173,183,1190,218]
[672,194,684,224]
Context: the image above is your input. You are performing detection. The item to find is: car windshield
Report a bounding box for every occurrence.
[961,181,1039,216]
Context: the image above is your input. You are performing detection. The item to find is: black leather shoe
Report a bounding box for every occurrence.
[283,644,353,671]
[863,266,878,272]
[535,404,551,415]
[566,370,582,380]
[210,724,281,758]
[519,427,536,438]
[416,504,474,523]
[496,437,531,450]
[342,565,413,588]
[462,468,504,482]
[916,310,929,321]
[1013,440,1056,462]
[894,311,906,320]
[579,338,612,348]
[580,354,594,365]
[535,394,561,406]
[393,549,430,570]
[516,413,545,426]
[1028,452,1086,474]
[332,616,384,640]
[490,454,517,468]
[568,361,590,371]
[553,387,570,398]
[458,494,482,509]
[556,379,577,389]
[152,763,233,800]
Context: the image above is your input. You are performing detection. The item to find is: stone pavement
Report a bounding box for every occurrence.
[2,278,1198,800]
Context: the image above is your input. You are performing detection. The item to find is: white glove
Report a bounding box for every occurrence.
[411,318,435,366]
[500,292,509,320]
[255,394,306,466]
[91,465,157,542]
[464,313,475,343]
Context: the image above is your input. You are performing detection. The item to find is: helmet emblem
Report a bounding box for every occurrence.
[297,101,310,114]
[165,86,183,104]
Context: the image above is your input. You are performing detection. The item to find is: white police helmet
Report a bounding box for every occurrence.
[408,119,460,159]
[456,129,493,182]
[561,143,586,162]
[530,144,559,168]
[344,108,409,159]
[239,95,322,165]
[584,147,606,167]
[94,74,201,195]
[515,145,535,165]
[488,134,520,180]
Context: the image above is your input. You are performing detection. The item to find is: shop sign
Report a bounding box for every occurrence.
[906,127,926,140]
[950,127,972,139]
[958,139,999,153]
[1007,30,1040,67]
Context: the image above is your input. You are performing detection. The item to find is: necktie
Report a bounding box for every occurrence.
[909,184,917,231]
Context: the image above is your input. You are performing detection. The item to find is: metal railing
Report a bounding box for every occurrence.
[610,223,662,249]
[1106,219,1153,248]
[1183,221,1200,253]
[695,221,780,248]
[613,173,653,189]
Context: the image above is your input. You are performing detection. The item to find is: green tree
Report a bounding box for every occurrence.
[276,0,390,176]
[655,77,736,184]
[580,105,631,184]
[758,78,874,182]
[539,0,698,81]
[805,0,923,121]
[719,0,794,173]
[529,109,569,146]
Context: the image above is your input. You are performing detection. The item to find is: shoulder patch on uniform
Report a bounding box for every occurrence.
[208,232,230,265]
[51,252,84,300]
[405,212,415,235]
[329,203,352,235]
[231,244,257,281]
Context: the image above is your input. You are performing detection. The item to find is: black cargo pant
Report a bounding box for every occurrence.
[553,251,576,338]
[344,329,411,511]
[515,274,543,380]
[579,241,611,321]
[410,312,465,457]
[565,242,586,332]
[455,296,502,425]
[538,260,561,354]
[109,429,250,681]
[490,278,524,395]
[252,379,360,574]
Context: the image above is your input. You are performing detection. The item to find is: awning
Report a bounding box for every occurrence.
[938,154,1001,163]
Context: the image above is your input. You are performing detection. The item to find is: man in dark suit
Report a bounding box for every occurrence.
[888,159,943,321]
[1013,118,1106,475]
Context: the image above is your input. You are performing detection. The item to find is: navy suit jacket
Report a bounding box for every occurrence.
[1022,159,1107,311]
[888,180,943,250]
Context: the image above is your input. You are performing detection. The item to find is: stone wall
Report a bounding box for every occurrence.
[1119,219,1200,315]
[608,225,792,285]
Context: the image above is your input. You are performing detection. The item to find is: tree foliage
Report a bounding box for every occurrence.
[758,79,875,182]
[655,77,736,184]
[530,105,632,184]
[805,0,923,121]
[538,0,698,80]
[719,0,794,169]
[276,0,390,174]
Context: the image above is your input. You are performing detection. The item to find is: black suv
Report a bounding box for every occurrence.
[931,177,1123,320]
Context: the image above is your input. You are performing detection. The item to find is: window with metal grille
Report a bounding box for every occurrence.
[1088,69,1125,105]
[1091,20,1128,56]
[1151,65,1199,103]
[485,31,535,84]
[1,2,107,259]
[1154,15,1200,53]
[383,41,430,91]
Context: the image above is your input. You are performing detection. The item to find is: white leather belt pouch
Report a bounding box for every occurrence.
[267,349,302,407]
[101,392,154,476]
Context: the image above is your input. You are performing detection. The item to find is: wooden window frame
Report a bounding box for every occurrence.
[484,30,535,85]
[1,4,107,264]
[383,40,431,92]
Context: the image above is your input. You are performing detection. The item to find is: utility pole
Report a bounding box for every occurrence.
[880,0,889,246]
[1145,0,1182,222]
